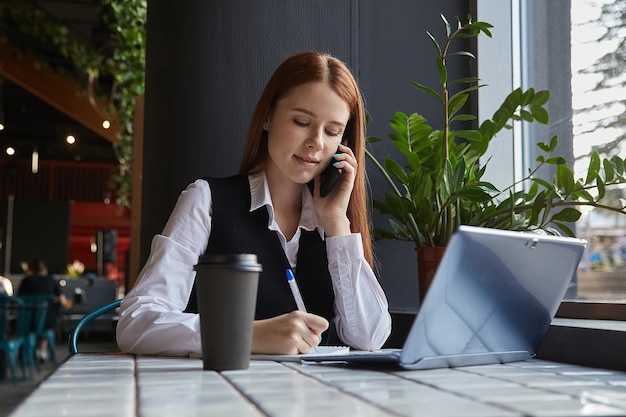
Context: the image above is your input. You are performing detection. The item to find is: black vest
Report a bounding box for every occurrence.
[185,176,336,335]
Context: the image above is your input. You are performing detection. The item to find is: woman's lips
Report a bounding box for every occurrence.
[294,154,319,169]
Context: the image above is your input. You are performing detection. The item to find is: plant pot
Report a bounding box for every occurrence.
[416,246,446,304]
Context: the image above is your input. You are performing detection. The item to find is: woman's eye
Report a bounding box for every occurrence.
[294,119,308,127]
[326,130,341,137]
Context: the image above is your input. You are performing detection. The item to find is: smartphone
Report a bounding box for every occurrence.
[319,157,343,197]
[308,149,343,197]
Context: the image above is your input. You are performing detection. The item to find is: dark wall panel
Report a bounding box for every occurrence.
[9,200,69,275]
[141,0,356,266]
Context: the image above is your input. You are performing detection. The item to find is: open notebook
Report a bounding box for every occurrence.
[251,346,349,362]
[303,226,587,370]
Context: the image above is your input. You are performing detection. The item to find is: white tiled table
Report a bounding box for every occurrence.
[9,353,626,417]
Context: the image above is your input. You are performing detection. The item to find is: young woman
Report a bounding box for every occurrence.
[116,51,391,356]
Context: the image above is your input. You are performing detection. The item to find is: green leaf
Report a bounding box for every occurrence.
[451,114,477,122]
[478,119,497,141]
[596,176,606,199]
[545,156,567,165]
[550,208,581,223]
[440,161,455,202]
[448,93,469,117]
[521,88,535,105]
[410,82,442,103]
[611,155,625,174]
[436,56,447,85]
[384,158,409,183]
[390,218,412,239]
[491,107,513,132]
[529,191,547,226]
[441,13,451,37]
[449,51,476,59]
[530,105,549,124]
[455,187,493,202]
[466,21,493,37]
[372,199,391,214]
[537,142,550,152]
[575,189,595,202]
[454,130,482,143]
[549,135,559,151]
[520,109,534,122]
[531,90,550,106]
[450,77,480,85]
[525,181,539,201]
[533,177,558,191]
[556,164,575,194]
[603,158,615,182]
[425,31,442,56]
[553,221,576,237]
[371,228,399,241]
[585,151,601,185]
[477,181,499,192]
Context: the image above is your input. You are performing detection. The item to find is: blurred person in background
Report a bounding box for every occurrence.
[18,258,72,362]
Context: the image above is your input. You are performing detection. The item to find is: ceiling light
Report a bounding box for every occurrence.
[32,148,39,174]
[66,135,76,144]
[102,120,111,129]
[6,146,15,156]
[0,79,4,132]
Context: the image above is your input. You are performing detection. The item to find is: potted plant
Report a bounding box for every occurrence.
[366,15,626,301]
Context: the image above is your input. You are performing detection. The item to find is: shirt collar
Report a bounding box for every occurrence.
[248,171,325,240]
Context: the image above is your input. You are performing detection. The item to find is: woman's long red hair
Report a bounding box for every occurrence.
[238,51,373,267]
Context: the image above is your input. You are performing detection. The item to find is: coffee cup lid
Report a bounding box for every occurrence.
[195,253,262,271]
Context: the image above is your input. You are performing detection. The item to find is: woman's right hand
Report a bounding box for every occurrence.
[251,311,329,355]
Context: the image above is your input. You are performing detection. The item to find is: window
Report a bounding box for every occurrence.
[478,0,626,319]
[571,0,626,303]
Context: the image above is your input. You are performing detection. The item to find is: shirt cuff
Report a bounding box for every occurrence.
[326,233,364,260]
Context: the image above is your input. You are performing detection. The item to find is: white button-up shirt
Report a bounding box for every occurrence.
[117,171,391,356]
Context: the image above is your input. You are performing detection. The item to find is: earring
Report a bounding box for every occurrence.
[263,122,268,130]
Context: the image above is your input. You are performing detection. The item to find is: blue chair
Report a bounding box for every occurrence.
[19,294,60,368]
[68,299,121,355]
[0,295,30,384]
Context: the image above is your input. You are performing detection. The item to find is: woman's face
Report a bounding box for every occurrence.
[264,81,350,185]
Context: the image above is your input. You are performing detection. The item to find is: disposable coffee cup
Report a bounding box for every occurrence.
[194,253,262,371]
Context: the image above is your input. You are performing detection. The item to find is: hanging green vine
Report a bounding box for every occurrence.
[0,0,146,207]
[100,0,147,207]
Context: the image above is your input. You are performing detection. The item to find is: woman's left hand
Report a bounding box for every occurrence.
[312,144,355,237]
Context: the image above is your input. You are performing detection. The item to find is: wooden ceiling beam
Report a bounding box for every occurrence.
[0,41,122,144]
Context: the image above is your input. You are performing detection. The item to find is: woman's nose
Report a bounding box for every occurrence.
[306,128,324,149]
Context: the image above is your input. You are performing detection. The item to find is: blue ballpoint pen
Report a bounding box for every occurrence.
[286,269,307,312]
[286,269,321,350]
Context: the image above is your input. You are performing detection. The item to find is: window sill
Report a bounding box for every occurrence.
[557,301,626,321]
[537,318,626,371]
